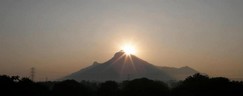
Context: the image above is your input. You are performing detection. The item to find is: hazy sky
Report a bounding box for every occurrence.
[1,0,243,80]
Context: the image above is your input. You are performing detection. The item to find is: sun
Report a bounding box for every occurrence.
[122,44,136,55]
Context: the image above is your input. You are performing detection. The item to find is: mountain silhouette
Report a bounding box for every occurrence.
[158,66,199,80]
[62,51,198,81]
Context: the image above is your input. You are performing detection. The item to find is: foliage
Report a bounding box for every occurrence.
[0,73,243,96]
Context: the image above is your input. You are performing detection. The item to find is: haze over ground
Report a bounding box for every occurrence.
[0,0,243,80]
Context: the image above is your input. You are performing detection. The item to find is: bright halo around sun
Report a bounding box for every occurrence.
[122,44,136,55]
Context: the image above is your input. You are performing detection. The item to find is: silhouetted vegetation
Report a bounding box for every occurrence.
[98,81,119,96]
[0,75,49,96]
[122,78,169,96]
[171,73,243,96]
[52,80,92,96]
[0,73,243,96]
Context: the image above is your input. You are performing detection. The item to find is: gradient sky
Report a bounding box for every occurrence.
[1,0,243,80]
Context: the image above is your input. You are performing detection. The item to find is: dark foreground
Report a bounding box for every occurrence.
[1,73,243,96]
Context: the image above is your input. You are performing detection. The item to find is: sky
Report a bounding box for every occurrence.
[0,0,243,80]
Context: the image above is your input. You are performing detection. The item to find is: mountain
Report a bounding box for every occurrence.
[62,51,198,81]
[158,66,199,80]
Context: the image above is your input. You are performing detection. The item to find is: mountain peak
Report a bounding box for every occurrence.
[92,61,99,65]
[114,50,125,57]
[62,51,199,81]
[112,50,138,62]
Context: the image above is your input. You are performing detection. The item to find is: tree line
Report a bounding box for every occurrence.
[0,73,242,96]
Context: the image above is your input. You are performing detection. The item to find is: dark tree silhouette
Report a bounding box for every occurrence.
[1,74,243,96]
[97,81,120,96]
[0,75,16,96]
[171,73,243,96]
[122,78,169,96]
[0,75,49,96]
[52,80,91,96]
[17,77,49,96]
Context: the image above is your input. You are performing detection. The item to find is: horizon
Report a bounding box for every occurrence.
[1,0,243,81]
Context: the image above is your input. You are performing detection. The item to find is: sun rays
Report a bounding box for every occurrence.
[122,44,136,55]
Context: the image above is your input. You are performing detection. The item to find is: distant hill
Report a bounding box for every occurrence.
[62,51,199,81]
[158,66,199,80]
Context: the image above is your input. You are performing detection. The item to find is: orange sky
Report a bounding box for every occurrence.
[0,0,243,80]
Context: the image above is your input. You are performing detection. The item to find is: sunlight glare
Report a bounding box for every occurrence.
[122,44,136,55]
